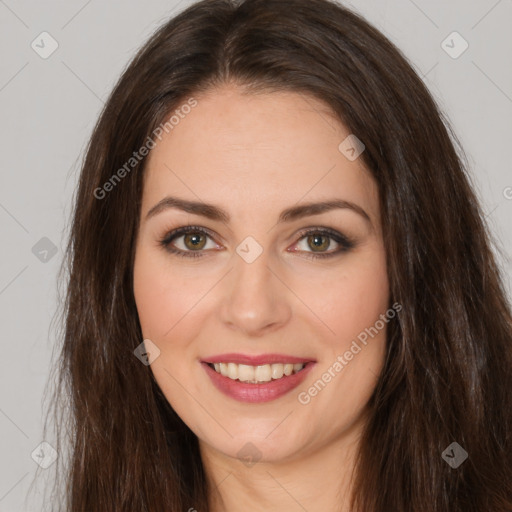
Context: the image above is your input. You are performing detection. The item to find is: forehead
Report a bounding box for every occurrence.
[142,85,379,224]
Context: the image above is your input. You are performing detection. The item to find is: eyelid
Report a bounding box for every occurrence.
[160,225,216,245]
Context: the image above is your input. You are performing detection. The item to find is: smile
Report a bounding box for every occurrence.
[208,362,305,383]
[201,356,316,403]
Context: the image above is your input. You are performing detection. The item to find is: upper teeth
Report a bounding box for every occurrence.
[213,362,305,383]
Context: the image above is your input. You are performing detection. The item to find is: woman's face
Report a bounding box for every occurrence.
[133,84,389,463]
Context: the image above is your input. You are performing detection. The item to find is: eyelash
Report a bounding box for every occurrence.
[159,225,355,260]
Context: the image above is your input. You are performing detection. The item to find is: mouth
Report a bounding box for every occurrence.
[201,354,316,403]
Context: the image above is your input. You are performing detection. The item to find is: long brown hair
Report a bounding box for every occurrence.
[42,0,512,510]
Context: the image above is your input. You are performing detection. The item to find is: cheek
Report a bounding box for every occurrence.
[133,258,171,339]
[133,247,202,340]
[294,247,389,346]
[133,248,205,399]
[296,248,389,426]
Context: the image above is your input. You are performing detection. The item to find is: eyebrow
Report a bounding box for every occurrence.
[145,196,372,226]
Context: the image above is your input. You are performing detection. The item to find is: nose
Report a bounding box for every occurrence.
[219,247,292,337]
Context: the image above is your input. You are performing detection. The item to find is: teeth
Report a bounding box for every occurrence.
[212,362,306,382]
[227,362,238,379]
[255,364,272,382]
[271,364,284,379]
[238,364,255,382]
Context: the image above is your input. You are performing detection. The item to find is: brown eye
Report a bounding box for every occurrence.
[292,228,355,260]
[307,234,330,252]
[159,226,220,259]
[183,232,207,250]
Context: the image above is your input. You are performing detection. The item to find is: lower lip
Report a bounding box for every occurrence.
[202,362,315,403]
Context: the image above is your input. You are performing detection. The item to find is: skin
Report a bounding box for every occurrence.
[133,83,390,512]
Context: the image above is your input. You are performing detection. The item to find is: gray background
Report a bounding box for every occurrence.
[1,0,511,510]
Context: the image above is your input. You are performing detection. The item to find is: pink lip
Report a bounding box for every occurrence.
[202,361,316,403]
[202,353,316,365]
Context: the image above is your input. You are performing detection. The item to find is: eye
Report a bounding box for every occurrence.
[159,226,219,258]
[159,225,355,259]
[290,227,355,259]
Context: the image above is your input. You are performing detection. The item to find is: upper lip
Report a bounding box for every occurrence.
[202,353,316,365]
